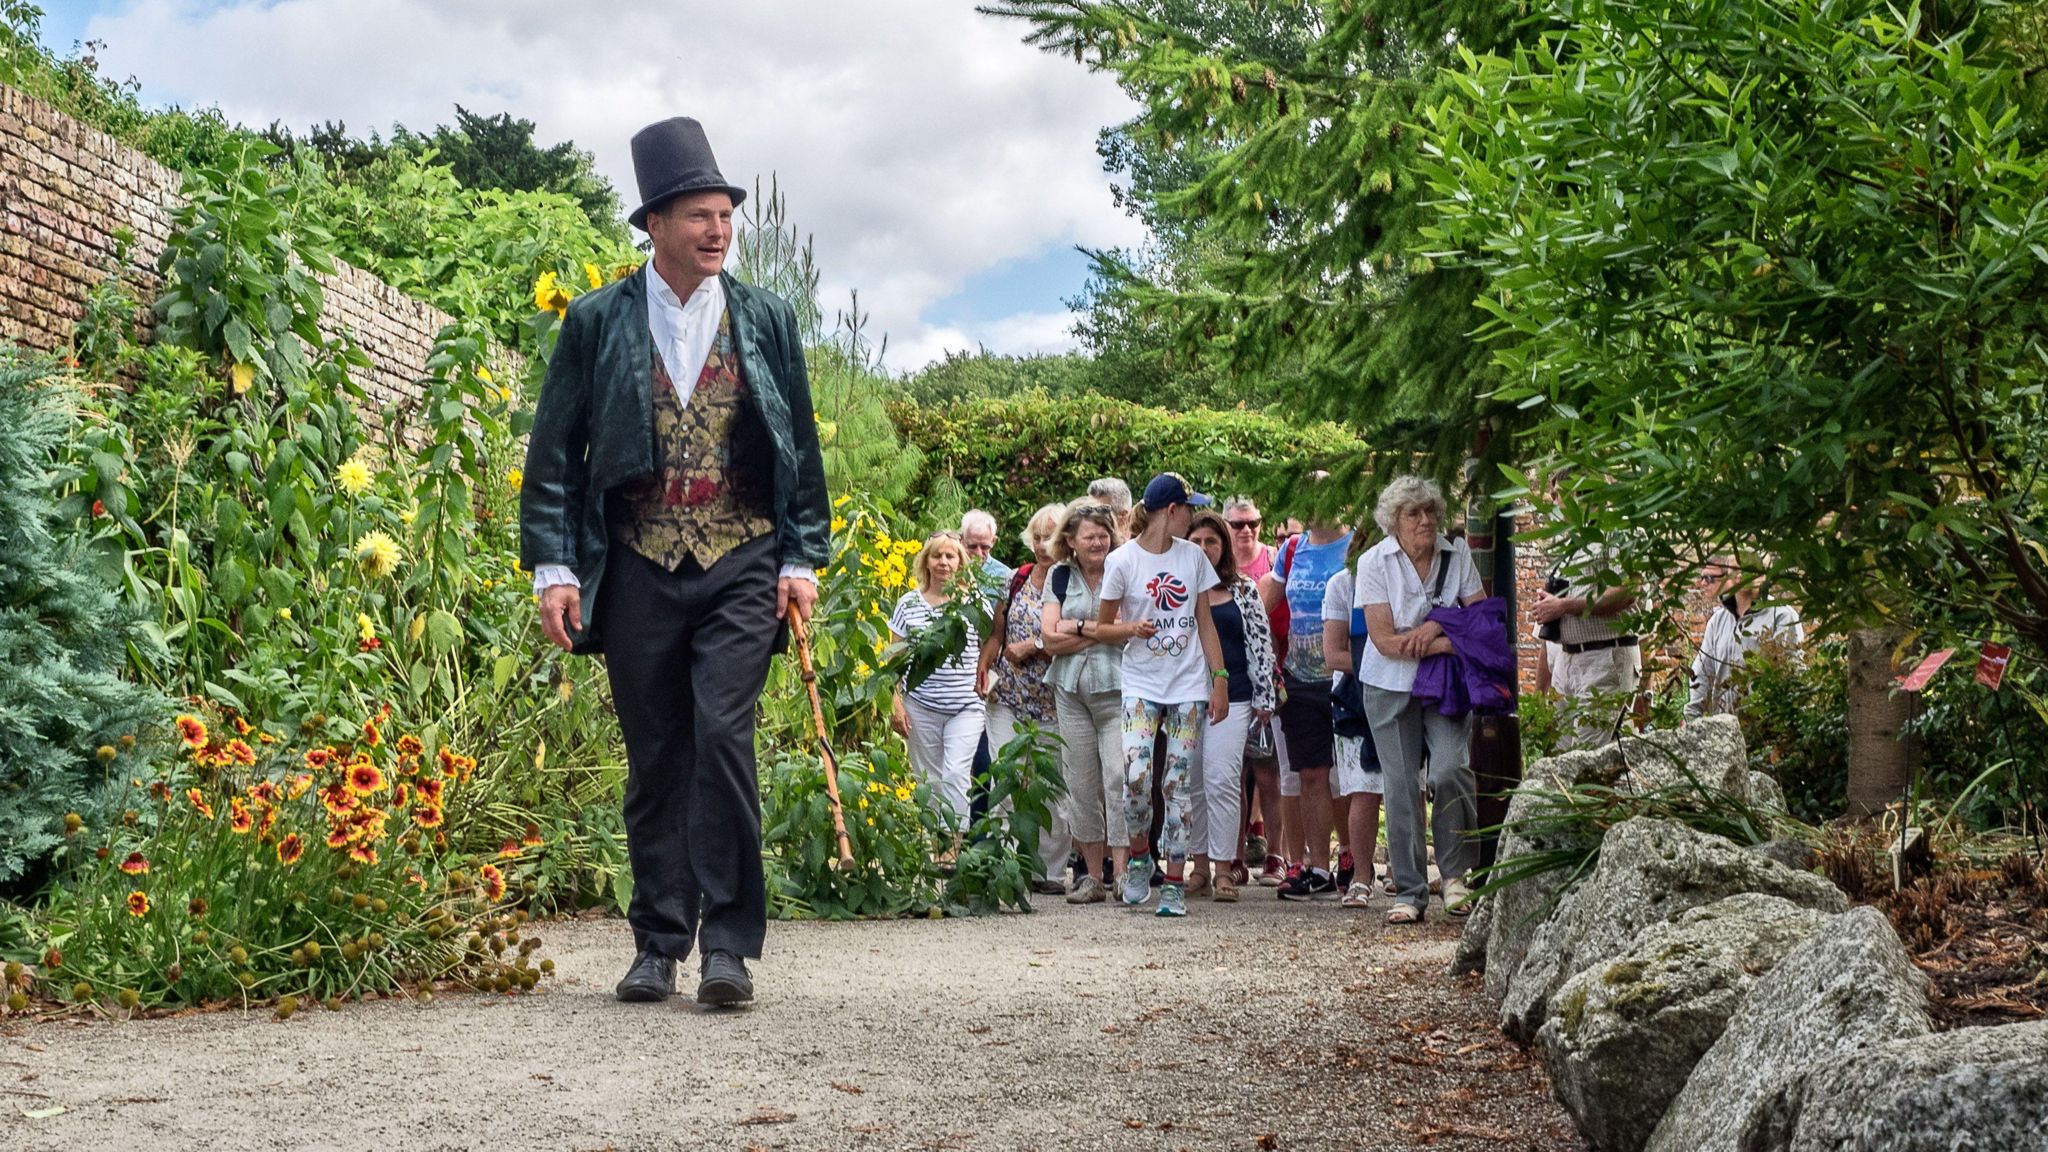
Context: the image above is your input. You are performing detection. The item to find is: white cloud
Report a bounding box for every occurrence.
[889,310,1081,372]
[81,0,1146,368]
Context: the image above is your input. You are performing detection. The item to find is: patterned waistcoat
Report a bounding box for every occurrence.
[608,310,775,572]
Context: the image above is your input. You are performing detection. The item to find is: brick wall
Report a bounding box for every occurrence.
[0,83,466,414]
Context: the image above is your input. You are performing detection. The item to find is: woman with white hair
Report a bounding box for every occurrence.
[1353,476,1486,924]
[985,502,1072,892]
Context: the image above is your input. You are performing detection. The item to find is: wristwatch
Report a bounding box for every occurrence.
[1033,632,1045,651]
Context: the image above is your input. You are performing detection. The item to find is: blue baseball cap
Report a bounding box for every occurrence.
[1141,472,1212,511]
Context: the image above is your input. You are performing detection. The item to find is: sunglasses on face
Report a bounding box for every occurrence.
[1226,519,1261,531]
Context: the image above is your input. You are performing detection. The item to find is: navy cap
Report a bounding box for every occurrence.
[1141,472,1212,511]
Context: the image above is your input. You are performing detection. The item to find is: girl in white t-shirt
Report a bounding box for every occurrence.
[1096,473,1227,918]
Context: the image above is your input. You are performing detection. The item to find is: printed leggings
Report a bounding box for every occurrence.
[1120,697,1203,868]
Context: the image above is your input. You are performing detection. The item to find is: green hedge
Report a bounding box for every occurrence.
[888,392,1358,562]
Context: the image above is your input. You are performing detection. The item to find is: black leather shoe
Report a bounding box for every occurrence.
[614,950,676,1002]
[696,950,754,1007]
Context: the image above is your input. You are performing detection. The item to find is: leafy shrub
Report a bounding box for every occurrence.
[0,358,164,886]
[760,744,952,920]
[26,706,551,1011]
[888,392,1358,563]
[1737,640,1849,823]
[945,725,1067,915]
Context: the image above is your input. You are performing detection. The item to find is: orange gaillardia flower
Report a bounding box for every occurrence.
[319,782,355,818]
[126,891,150,917]
[187,788,214,819]
[304,748,333,771]
[346,761,386,797]
[228,799,254,835]
[498,839,522,859]
[118,852,150,875]
[175,714,208,749]
[416,778,444,805]
[348,842,379,866]
[521,823,545,849]
[361,719,382,748]
[277,834,305,865]
[224,739,257,767]
[288,773,314,800]
[326,824,353,850]
[411,804,445,830]
[478,864,507,902]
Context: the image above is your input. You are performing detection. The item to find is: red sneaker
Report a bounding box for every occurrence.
[1257,854,1286,887]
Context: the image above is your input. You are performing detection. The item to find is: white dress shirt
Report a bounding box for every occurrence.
[532,267,814,594]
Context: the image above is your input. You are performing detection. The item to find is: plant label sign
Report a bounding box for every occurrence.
[1895,648,1955,694]
[1975,643,2012,691]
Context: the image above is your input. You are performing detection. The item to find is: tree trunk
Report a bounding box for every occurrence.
[1845,626,1914,819]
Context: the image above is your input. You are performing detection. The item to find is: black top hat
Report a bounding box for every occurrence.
[627,117,747,231]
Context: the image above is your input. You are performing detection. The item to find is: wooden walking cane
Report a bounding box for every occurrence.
[789,613,856,869]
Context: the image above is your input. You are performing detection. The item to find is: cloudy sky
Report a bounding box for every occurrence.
[39,0,1147,369]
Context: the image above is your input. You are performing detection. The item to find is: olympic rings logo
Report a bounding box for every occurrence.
[1146,633,1192,657]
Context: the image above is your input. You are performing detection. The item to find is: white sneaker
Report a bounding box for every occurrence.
[1443,877,1476,916]
[1121,857,1154,906]
[1340,881,1374,908]
[1065,874,1107,904]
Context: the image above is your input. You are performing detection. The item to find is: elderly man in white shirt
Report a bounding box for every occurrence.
[1687,557,1805,718]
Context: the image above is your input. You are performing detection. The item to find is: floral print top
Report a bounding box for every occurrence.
[991,566,1055,721]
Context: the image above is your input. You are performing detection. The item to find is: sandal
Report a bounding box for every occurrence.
[1386,903,1423,926]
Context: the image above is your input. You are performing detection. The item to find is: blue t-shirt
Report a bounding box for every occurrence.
[1282,531,1352,682]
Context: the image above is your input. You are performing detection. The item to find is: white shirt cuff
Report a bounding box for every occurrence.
[534,563,812,592]
[532,565,580,593]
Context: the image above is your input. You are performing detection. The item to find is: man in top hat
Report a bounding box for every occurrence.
[520,117,831,1007]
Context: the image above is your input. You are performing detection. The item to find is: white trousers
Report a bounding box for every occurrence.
[903,697,984,829]
[1188,705,1252,861]
[1054,687,1124,845]
[987,702,1071,882]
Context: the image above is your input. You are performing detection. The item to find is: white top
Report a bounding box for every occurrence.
[889,592,985,713]
[1100,537,1220,705]
[1352,535,1483,692]
[531,269,811,593]
[1686,602,1804,718]
[647,267,725,407]
[1323,568,1354,686]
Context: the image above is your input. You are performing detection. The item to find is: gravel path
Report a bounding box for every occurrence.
[2,896,1583,1151]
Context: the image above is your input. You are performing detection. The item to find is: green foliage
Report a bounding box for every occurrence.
[899,349,1097,406]
[760,744,952,920]
[730,175,824,344]
[1423,0,2048,658]
[390,106,625,243]
[890,391,1358,562]
[945,725,1068,914]
[154,137,344,395]
[985,0,1530,493]
[1737,643,1851,825]
[0,357,164,886]
[31,705,553,1010]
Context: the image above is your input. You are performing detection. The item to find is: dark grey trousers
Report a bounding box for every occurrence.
[600,533,778,962]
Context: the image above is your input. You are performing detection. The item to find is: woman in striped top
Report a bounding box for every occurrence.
[889,532,995,830]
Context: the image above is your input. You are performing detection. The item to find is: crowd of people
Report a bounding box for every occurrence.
[883,471,1800,923]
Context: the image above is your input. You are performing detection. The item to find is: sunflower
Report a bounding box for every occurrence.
[175,714,208,749]
[583,261,603,290]
[276,833,305,866]
[126,891,150,917]
[533,270,570,316]
[348,842,379,866]
[478,864,507,902]
[187,788,214,819]
[345,761,386,797]
[335,458,372,496]
[118,852,149,875]
[411,803,445,830]
[354,531,403,580]
[228,799,254,834]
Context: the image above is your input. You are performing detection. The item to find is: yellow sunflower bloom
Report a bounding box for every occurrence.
[507,467,524,492]
[335,458,372,497]
[354,531,403,579]
[584,262,604,290]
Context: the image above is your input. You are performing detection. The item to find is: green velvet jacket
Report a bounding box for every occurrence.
[518,267,831,654]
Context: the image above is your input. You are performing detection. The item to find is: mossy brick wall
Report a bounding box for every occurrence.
[0,83,458,415]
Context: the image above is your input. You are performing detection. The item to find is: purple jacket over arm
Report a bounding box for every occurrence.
[1411,597,1517,717]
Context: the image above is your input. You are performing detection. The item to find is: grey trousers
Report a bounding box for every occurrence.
[600,533,779,962]
[1361,685,1475,909]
